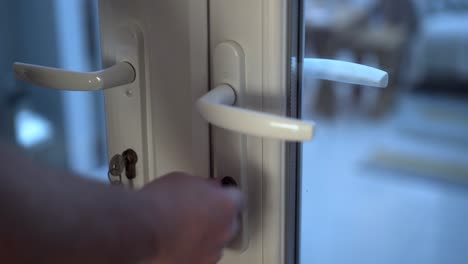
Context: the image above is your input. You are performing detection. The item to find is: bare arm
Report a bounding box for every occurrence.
[0,143,242,264]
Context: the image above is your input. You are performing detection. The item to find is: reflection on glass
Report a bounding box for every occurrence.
[15,109,53,148]
[300,0,468,263]
[0,0,107,180]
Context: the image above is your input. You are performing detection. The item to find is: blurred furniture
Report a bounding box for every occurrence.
[305,0,378,58]
[305,0,417,117]
[408,0,468,86]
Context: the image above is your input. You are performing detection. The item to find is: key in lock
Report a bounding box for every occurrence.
[108,149,138,185]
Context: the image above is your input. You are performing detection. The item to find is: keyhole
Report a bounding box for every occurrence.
[221,176,238,188]
[122,149,138,180]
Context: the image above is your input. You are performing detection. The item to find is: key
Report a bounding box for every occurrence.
[108,154,124,185]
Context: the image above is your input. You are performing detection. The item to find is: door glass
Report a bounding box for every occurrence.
[300,0,468,263]
[0,0,107,180]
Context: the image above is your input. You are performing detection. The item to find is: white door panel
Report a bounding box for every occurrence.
[100,0,295,262]
[210,0,293,263]
[99,0,211,186]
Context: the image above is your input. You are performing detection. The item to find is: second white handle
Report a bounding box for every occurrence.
[13,61,135,91]
[197,84,315,141]
[305,58,388,88]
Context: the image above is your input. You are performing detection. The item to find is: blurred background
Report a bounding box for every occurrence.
[0,0,107,180]
[300,0,468,263]
[1,0,468,262]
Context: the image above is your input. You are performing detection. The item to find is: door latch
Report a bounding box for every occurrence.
[108,148,138,185]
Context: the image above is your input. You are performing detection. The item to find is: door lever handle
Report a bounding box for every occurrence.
[197,41,389,142]
[13,62,136,91]
[197,84,315,141]
[305,58,388,88]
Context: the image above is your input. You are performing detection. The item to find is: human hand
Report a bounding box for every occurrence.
[137,172,243,264]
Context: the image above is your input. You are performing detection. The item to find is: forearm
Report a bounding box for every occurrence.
[0,144,156,263]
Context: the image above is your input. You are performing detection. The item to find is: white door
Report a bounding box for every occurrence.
[13,0,386,263]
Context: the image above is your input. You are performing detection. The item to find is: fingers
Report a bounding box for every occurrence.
[204,249,224,264]
[217,188,243,245]
[209,176,222,184]
[231,216,240,236]
[223,188,244,213]
[228,217,240,244]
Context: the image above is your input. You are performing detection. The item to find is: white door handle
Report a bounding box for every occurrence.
[305,58,388,88]
[13,61,135,91]
[197,84,315,141]
[197,41,388,142]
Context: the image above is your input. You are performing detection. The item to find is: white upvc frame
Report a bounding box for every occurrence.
[100,0,299,263]
[210,0,299,263]
[99,0,211,188]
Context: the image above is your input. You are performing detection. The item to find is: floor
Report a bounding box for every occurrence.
[299,83,468,263]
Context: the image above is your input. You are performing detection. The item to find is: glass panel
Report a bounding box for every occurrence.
[0,0,107,180]
[299,0,468,263]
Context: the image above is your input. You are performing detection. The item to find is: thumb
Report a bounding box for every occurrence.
[222,188,245,213]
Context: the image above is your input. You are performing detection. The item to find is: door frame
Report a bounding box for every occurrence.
[210,0,303,262]
[100,0,302,263]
